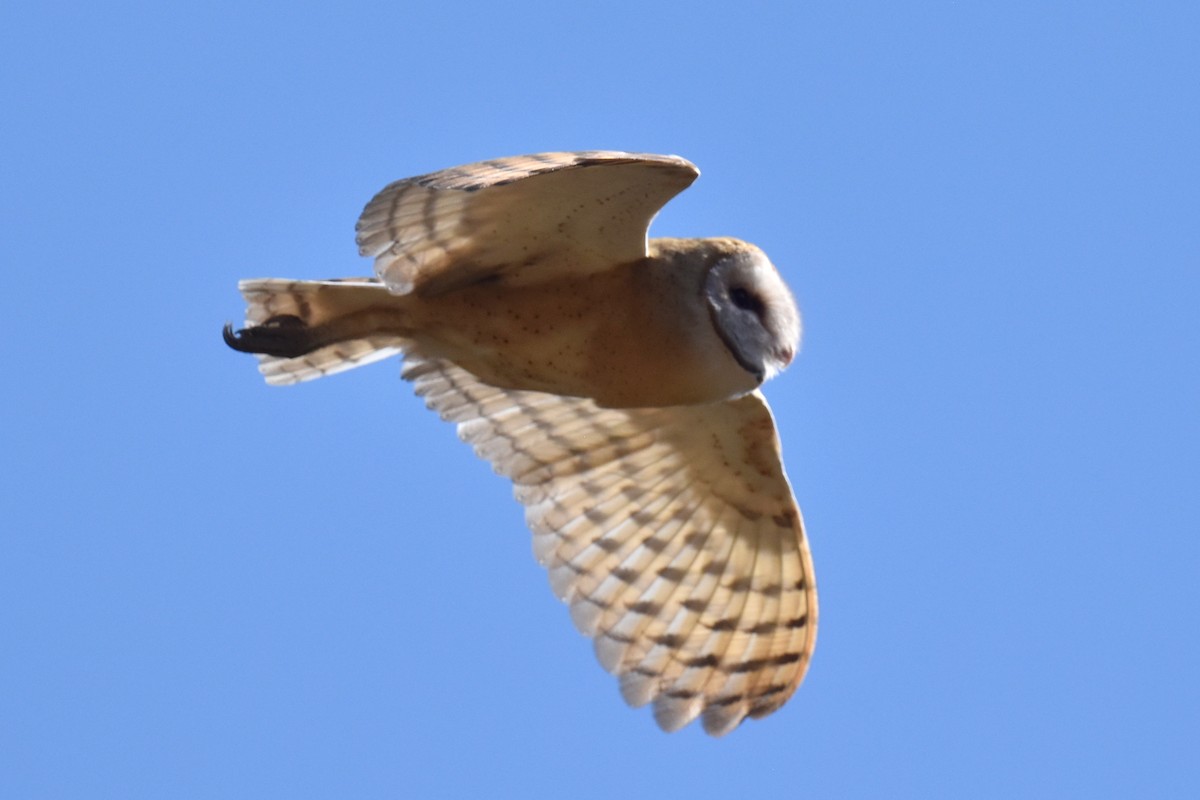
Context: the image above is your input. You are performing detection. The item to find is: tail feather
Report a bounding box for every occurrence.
[231,279,406,386]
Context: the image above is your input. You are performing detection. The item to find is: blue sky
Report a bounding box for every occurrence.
[3,1,1197,797]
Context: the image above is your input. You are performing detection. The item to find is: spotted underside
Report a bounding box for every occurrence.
[402,351,818,736]
[228,151,818,735]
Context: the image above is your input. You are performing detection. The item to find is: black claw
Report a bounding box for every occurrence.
[222,315,317,358]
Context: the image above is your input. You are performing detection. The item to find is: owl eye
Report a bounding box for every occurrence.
[729,286,766,318]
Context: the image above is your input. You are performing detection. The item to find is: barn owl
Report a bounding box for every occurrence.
[223,151,817,736]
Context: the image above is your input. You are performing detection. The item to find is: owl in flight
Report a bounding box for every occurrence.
[224,152,817,736]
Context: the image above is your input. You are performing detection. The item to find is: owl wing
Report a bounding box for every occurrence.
[403,352,818,736]
[355,151,698,295]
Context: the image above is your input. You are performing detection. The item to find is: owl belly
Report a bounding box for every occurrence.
[404,267,759,408]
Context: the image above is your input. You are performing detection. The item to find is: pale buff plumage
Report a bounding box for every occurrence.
[224,151,817,735]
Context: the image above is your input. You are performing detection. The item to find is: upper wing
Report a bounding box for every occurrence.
[403,352,818,736]
[355,151,698,295]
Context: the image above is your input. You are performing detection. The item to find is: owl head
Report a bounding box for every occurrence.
[703,239,801,384]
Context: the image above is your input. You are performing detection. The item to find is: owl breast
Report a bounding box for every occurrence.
[401,255,762,408]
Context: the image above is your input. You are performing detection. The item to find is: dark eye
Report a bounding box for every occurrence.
[729,286,765,317]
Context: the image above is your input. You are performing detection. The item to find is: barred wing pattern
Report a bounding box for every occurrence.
[355,151,698,295]
[403,353,818,735]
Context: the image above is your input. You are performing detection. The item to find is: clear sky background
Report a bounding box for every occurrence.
[3,2,1197,797]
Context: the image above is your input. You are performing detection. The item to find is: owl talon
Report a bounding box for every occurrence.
[222,315,316,357]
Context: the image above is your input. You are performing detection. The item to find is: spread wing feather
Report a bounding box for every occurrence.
[402,352,817,735]
[355,151,698,295]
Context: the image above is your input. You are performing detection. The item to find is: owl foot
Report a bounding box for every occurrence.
[222,315,319,358]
